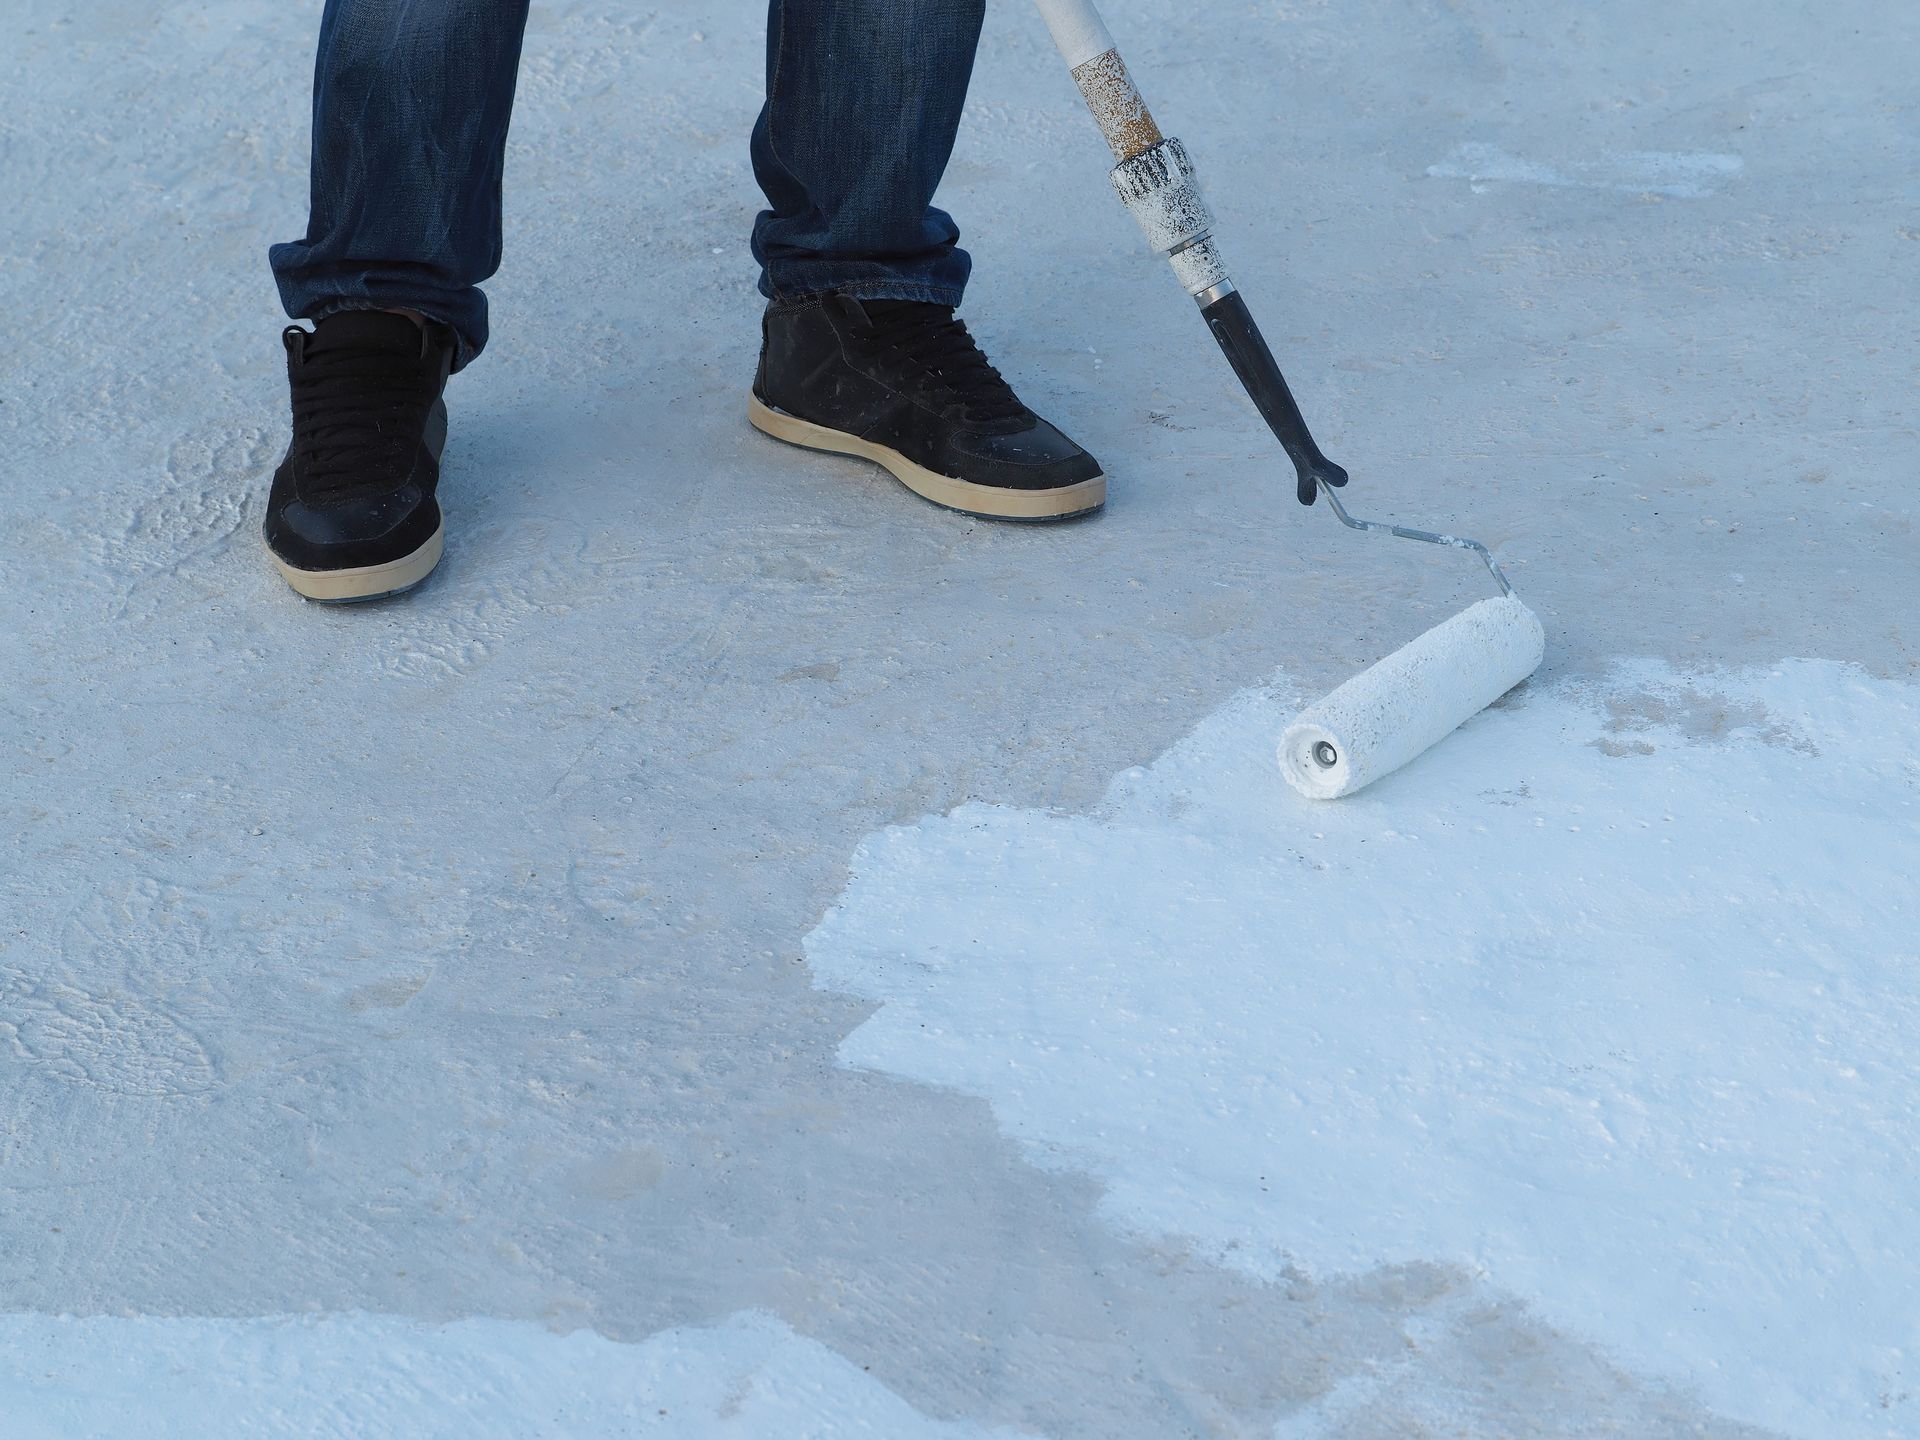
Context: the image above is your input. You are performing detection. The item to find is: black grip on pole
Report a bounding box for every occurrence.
[1201,290,1348,506]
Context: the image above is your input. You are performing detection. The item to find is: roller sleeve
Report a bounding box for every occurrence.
[1279,597,1546,800]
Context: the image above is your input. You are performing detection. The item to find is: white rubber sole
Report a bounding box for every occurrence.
[271,522,445,603]
[748,395,1106,521]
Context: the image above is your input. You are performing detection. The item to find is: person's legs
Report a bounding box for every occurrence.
[263,0,528,602]
[751,0,987,304]
[270,0,532,371]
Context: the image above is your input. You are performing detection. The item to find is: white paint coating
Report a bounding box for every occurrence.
[1031,0,1118,70]
[1279,595,1546,798]
[1108,137,1230,295]
[0,1310,1033,1440]
[1112,139,1214,255]
[807,661,1920,1438]
[1167,234,1229,296]
[1427,143,1744,198]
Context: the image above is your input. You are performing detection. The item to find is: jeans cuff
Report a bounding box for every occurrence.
[764,280,967,308]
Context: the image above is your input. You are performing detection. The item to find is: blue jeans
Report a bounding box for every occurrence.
[269,0,986,370]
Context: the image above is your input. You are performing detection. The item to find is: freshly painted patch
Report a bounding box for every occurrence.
[1428,143,1743,197]
[806,661,1918,1439]
[0,1310,1034,1440]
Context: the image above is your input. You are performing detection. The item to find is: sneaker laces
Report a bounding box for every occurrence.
[843,299,1032,430]
[286,327,440,502]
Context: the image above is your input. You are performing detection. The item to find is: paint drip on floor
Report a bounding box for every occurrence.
[1427,143,1743,197]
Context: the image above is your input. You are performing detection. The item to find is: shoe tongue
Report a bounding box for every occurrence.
[308,310,424,357]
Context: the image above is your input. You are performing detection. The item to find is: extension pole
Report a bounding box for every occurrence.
[1029,0,1349,508]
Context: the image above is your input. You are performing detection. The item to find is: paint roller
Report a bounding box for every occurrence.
[1031,0,1546,799]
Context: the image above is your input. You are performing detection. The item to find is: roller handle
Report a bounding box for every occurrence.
[1033,0,1348,507]
[1200,291,1349,506]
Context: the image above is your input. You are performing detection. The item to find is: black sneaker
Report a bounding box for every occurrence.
[749,296,1105,521]
[264,310,454,602]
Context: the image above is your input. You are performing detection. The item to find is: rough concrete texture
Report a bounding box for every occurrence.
[3,0,1912,1434]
